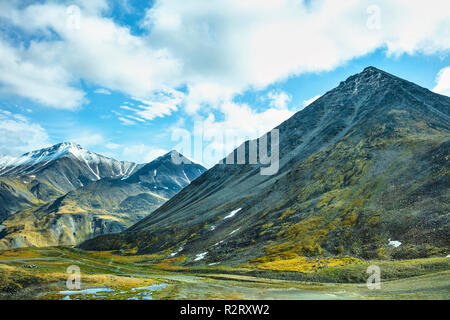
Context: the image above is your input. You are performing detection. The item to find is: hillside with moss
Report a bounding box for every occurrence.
[80,67,450,268]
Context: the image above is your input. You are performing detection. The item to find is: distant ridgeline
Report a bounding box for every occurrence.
[0,143,206,249]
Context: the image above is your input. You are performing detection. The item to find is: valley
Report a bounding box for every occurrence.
[0,67,448,301]
[0,246,448,300]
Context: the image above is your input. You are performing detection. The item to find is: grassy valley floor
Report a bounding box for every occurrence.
[0,247,448,300]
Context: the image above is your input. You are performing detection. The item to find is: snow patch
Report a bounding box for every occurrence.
[223,208,241,220]
[209,225,216,231]
[229,228,241,235]
[0,155,16,169]
[182,170,191,183]
[388,239,401,247]
[194,252,208,261]
[169,246,184,257]
[208,262,219,266]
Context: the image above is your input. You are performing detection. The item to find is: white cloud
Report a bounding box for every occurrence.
[1,0,449,113]
[130,89,185,121]
[303,95,321,108]
[94,88,111,95]
[118,117,137,126]
[267,91,291,109]
[69,132,105,147]
[433,66,450,96]
[126,115,146,123]
[0,0,180,109]
[144,0,450,108]
[122,144,167,163]
[0,40,85,110]
[0,110,51,156]
[120,105,138,112]
[174,101,294,167]
[2,1,449,165]
[105,143,121,150]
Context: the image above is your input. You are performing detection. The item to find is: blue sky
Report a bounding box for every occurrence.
[0,0,449,168]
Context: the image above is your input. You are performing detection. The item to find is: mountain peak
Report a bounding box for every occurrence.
[325,66,408,102]
[155,150,192,163]
[18,142,88,163]
[346,66,396,84]
[362,66,382,73]
[0,141,142,184]
[359,66,400,81]
[55,141,83,150]
[3,142,104,174]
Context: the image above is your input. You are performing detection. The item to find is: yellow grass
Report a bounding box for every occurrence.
[255,256,362,273]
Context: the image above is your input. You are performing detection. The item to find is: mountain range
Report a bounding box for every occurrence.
[79,67,450,265]
[0,143,206,249]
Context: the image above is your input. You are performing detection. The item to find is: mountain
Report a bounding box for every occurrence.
[0,142,141,191]
[125,151,207,198]
[0,148,206,249]
[0,142,143,221]
[80,67,450,266]
[0,155,16,171]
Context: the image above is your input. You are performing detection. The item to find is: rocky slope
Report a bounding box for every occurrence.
[80,67,450,265]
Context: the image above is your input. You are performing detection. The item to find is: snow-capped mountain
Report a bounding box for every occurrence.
[0,142,143,192]
[125,150,207,198]
[0,155,16,171]
[0,147,207,249]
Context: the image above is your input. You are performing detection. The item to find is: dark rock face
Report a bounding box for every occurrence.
[80,67,450,263]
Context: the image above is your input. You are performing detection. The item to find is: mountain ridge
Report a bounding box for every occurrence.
[0,141,142,186]
[0,145,206,249]
[79,67,450,266]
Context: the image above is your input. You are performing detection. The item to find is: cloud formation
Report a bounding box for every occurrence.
[122,144,168,163]
[172,101,294,167]
[1,0,449,113]
[94,88,112,95]
[0,110,51,156]
[433,66,450,96]
[1,0,450,162]
[303,95,321,108]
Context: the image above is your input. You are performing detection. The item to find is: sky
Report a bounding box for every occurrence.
[0,0,449,168]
